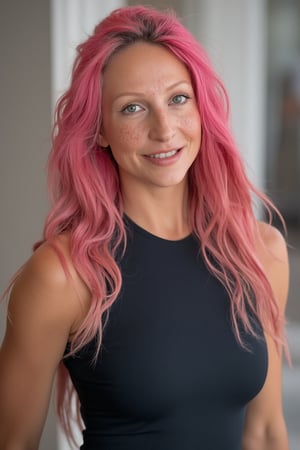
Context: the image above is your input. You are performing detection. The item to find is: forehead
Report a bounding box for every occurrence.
[102,42,191,96]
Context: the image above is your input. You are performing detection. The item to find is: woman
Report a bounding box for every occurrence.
[0,5,290,450]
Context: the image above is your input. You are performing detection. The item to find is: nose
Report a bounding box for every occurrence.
[148,108,175,142]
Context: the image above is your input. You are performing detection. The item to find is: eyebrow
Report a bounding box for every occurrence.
[112,80,192,102]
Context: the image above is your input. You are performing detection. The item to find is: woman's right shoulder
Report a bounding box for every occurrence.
[8,233,92,340]
[26,233,78,286]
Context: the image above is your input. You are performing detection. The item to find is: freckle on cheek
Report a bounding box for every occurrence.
[119,126,141,145]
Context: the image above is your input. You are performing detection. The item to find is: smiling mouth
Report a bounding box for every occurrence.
[148,149,180,159]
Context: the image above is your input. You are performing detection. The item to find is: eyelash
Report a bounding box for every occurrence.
[121,94,191,114]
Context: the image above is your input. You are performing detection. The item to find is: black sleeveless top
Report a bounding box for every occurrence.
[64,217,268,450]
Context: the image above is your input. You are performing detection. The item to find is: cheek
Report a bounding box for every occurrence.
[115,124,144,148]
[109,123,144,165]
[181,115,202,143]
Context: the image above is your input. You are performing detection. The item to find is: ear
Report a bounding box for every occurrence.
[97,132,109,148]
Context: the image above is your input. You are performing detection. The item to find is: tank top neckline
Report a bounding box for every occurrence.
[123,213,193,244]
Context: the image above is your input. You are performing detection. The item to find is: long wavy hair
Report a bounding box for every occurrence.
[36,5,286,445]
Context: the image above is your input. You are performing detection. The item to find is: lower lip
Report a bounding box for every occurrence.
[144,148,182,166]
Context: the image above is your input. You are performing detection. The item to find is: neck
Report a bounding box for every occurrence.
[121,181,191,240]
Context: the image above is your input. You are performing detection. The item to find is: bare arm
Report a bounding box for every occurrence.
[242,223,290,450]
[0,239,90,450]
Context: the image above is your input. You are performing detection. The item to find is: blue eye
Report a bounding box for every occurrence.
[171,94,189,105]
[122,104,142,114]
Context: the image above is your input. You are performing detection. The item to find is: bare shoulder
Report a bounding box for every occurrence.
[8,233,91,339]
[256,221,288,256]
[255,221,289,310]
[24,233,80,285]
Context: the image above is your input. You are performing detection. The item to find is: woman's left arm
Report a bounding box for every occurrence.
[242,222,290,450]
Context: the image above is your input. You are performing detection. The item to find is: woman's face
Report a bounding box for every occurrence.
[99,42,201,194]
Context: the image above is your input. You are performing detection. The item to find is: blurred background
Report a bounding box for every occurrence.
[0,0,299,448]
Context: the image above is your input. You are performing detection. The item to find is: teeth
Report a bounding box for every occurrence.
[150,150,178,159]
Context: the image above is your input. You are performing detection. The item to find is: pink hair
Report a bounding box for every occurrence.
[34,5,286,446]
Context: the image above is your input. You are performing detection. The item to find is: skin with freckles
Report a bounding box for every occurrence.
[99,42,201,207]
